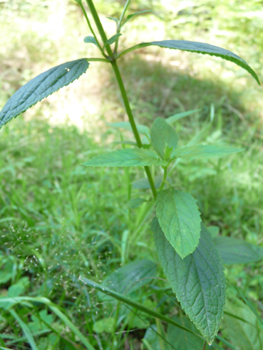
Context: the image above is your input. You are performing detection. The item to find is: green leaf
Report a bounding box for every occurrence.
[108,121,150,138]
[107,17,119,24]
[82,148,166,167]
[99,259,157,301]
[0,296,96,350]
[167,316,204,350]
[93,317,115,333]
[171,144,243,159]
[207,226,219,238]
[119,40,260,84]
[80,277,207,342]
[8,277,30,297]
[84,36,99,47]
[143,325,162,350]
[223,299,263,350]
[28,310,54,333]
[9,310,38,350]
[150,117,178,159]
[152,219,226,344]
[132,176,163,190]
[0,59,90,128]
[156,189,201,258]
[234,286,263,325]
[166,109,202,125]
[127,198,147,208]
[0,256,17,284]
[214,236,263,264]
[106,33,122,45]
[122,10,154,26]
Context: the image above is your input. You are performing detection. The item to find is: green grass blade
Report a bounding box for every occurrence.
[48,305,96,350]
[9,309,38,350]
[80,276,201,335]
[80,277,229,349]
[1,297,95,350]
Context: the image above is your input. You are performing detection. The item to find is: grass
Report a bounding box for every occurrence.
[0,0,263,349]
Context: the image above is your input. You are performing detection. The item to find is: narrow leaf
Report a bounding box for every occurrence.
[84,36,99,47]
[119,40,260,84]
[107,33,122,45]
[9,310,38,350]
[152,219,226,344]
[214,236,263,264]
[48,305,96,350]
[150,117,178,159]
[171,144,243,159]
[82,148,166,167]
[108,121,150,138]
[156,189,201,258]
[122,10,154,26]
[0,59,90,128]
[166,109,202,125]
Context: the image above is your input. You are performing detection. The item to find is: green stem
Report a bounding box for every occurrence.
[85,0,113,58]
[118,0,131,32]
[86,0,157,199]
[79,2,104,54]
[159,167,167,192]
[115,0,131,52]
[111,61,157,199]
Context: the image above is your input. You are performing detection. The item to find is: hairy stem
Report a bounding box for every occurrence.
[85,0,157,199]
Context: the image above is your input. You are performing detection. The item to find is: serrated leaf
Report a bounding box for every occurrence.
[152,218,226,344]
[82,148,166,167]
[166,109,202,125]
[223,299,263,350]
[150,117,178,159]
[156,189,201,258]
[119,40,260,84]
[98,259,157,301]
[214,236,263,264]
[108,121,150,138]
[171,144,243,159]
[80,277,209,343]
[106,33,122,45]
[84,36,99,47]
[0,59,89,128]
[167,316,204,350]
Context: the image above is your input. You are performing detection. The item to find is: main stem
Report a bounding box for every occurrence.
[85,0,157,199]
[111,61,157,199]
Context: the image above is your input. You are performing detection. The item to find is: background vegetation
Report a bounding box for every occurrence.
[0,0,262,349]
